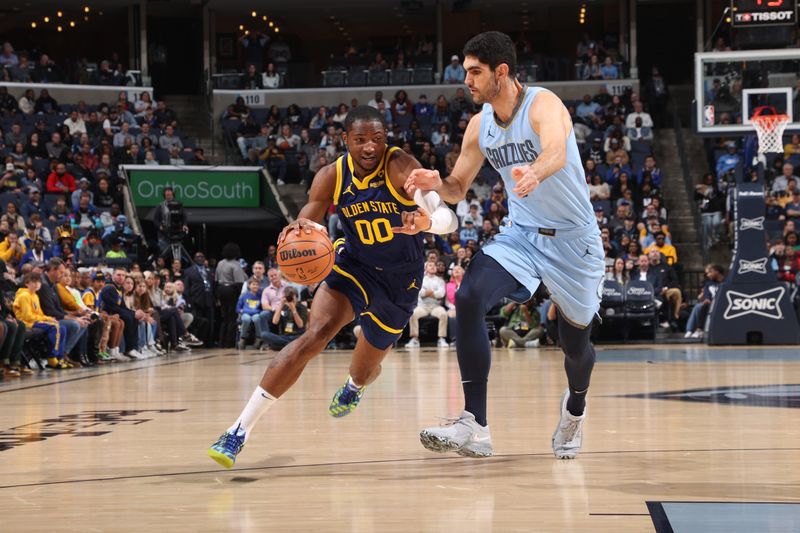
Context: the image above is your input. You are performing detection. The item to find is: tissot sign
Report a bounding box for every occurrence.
[707,181,799,344]
[732,0,798,27]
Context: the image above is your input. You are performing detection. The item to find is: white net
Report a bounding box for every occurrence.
[753,113,790,154]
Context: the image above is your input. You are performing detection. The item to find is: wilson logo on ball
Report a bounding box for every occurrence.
[280,249,318,261]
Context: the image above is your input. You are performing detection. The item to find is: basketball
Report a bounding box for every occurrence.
[276,227,335,285]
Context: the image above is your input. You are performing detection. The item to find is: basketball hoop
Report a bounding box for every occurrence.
[752,106,790,154]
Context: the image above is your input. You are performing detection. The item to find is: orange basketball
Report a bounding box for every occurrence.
[276,227,335,285]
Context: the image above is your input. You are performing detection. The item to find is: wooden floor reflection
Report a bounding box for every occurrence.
[1,345,799,532]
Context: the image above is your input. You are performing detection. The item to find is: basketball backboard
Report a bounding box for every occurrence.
[694,48,800,136]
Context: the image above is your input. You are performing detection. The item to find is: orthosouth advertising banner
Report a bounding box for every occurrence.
[128,168,260,208]
[707,181,799,344]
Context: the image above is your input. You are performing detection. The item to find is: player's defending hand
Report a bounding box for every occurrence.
[404,168,442,196]
[278,217,328,244]
[511,165,542,198]
[391,207,432,236]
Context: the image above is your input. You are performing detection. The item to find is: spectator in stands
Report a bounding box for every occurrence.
[644,231,678,265]
[5,123,25,149]
[715,141,740,180]
[46,163,77,194]
[445,264,463,323]
[14,89,34,116]
[241,63,262,89]
[443,54,466,84]
[183,252,215,346]
[62,111,87,138]
[79,232,104,263]
[637,156,663,187]
[784,134,800,159]
[499,299,543,349]
[256,63,279,90]
[406,261,448,348]
[601,57,619,79]
[239,31,269,71]
[332,104,349,125]
[99,267,144,359]
[606,142,630,168]
[33,88,59,114]
[391,90,413,121]
[260,286,306,351]
[46,133,67,162]
[648,249,682,329]
[13,272,69,369]
[606,257,629,284]
[632,253,661,292]
[0,231,25,266]
[645,66,669,127]
[785,191,800,223]
[154,101,177,129]
[627,116,653,144]
[449,88,473,122]
[367,91,389,109]
[414,94,433,117]
[576,94,601,121]
[159,125,183,152]
[625,101,653,129]
[772,163,800,193]
[39,258,89,364]
[113,123,134,149]
[276,124,301,152]
[308,106,328,130]
[0,87,17,115]
[685,264,725,339]
[0,42,18,67]
[588,174,611,202]
[237,277,264,350]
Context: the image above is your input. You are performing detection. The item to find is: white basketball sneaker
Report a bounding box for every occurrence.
[552,390,586,460]
[419,411,493,458]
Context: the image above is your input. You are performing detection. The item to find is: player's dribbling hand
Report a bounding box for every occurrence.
[511,165,541,198]
[391,207,432,236]
[278,217,328,244]
[404,168,442,196]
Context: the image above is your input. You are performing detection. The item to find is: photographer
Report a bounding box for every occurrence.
[153,187,188,252]
[260,286,307,350]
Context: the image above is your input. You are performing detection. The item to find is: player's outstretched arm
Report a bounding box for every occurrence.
[511,90,571,198]
[278,163,336,244]
[403,114,485,204]
[388,151,458,236]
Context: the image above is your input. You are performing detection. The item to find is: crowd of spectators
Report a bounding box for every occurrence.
[0,41,140,86]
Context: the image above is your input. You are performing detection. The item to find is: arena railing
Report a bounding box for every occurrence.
[1,81,153,106]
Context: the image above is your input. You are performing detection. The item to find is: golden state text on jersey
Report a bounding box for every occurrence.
[333,146,424,269]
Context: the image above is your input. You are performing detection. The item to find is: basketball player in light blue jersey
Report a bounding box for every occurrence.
[406,31,605,459]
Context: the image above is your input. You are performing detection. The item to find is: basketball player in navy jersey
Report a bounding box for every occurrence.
[208,106,458,468]
[406,31,605,459]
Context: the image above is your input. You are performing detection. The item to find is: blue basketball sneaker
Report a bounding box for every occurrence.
[207,428,246,468]
[329,378,365,417]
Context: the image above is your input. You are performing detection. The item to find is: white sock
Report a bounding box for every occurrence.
[347,375,365,390]
[227,386,277,440]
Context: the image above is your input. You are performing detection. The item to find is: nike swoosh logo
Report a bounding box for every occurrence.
[472,435,491,442]
[261,393,271,399]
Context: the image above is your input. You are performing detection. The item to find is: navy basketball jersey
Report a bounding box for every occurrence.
[333,146,424,270]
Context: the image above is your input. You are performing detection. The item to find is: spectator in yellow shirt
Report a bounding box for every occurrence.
[644,231,678,265]
[12,272,68,369]
[0,232,26,265]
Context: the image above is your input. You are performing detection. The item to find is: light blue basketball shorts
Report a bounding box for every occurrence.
[482,221,605,328]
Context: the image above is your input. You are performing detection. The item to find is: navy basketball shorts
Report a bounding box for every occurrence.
[324,253,422,350]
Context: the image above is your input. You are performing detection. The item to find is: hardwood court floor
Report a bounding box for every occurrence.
[1,344,799,532]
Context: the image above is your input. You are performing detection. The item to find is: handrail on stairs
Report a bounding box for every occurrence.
[671,104,706,265]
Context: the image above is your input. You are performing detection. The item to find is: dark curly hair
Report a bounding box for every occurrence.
[463,31,517,78]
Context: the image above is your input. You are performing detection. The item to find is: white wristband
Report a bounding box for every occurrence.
[413,189,459,235]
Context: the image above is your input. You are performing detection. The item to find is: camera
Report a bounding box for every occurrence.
[164,201,186,242]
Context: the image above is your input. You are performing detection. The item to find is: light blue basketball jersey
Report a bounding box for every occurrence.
[477,86,595,232]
